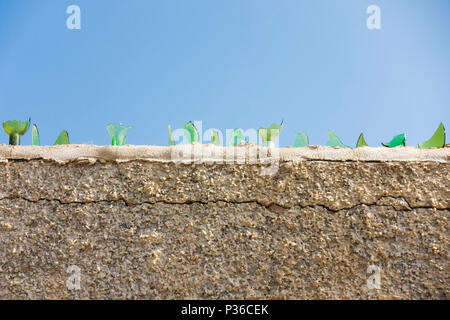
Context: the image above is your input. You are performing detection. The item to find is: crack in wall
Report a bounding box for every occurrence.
[0,195,447,213]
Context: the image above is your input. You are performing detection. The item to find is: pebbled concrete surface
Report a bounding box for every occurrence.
[0,145,448,299]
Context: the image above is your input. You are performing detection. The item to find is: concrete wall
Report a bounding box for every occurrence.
[0,145,448,299]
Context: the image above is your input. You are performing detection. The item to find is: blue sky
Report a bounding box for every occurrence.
[0,0,449,146]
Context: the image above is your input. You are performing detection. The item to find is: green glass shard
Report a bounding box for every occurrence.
[2,118,30,136]
[418,122,445,149]
[168,125,175,146]
[2,118,30,145]
[107,123,131,146]
[54,130,69,145]
[211,130,220,146]
[228,129,245,146]
[258,121,283,143]
[382,133,405,147]
[183,121,199,143]
[356,133,368,148]
[32,124,40,146]
[326,131,351,148]
[293,132,309,147]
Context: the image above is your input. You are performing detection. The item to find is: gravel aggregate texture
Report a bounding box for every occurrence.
[0,145,448,299]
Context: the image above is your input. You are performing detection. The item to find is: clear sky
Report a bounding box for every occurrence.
[0,0,449,147]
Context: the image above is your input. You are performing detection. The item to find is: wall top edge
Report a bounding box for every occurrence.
[0,144,449,163]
